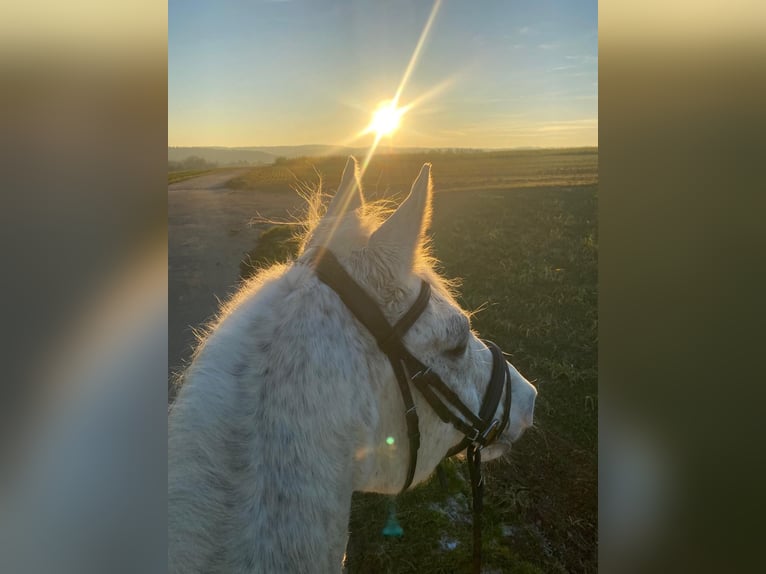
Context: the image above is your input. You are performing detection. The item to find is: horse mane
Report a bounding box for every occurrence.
[298,175,461,298]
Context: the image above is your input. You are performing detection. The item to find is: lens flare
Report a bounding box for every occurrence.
[369,102,403,137]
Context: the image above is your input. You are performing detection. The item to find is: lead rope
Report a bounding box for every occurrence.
[384,456,484,573]
[467,445,484,574]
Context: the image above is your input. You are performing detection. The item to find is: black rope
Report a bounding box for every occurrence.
[467,445,484,574]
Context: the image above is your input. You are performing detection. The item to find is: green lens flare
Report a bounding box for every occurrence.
[386,436,395,446]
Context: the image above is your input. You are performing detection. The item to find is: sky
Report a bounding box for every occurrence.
[169,0,597,149]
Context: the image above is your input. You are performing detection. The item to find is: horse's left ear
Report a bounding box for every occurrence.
[325,156,364,218]
[370,163,432,272]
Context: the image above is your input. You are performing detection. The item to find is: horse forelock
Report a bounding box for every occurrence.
[297,186,459,307]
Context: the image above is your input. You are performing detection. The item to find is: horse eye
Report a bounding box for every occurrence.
[445,340,468,358]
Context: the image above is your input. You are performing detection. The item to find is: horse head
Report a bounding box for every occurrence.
[301,157,537,492]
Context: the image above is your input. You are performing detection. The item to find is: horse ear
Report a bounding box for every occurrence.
[370,163,432,272]
[325,156,364,218]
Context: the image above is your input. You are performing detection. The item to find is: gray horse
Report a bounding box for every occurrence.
[168,158,537,573]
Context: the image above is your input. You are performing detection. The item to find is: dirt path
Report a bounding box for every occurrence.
[168,168,250,192]
[169,170,305,385]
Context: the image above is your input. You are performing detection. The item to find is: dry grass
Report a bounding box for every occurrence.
[228,148,598,196]
[168,168,220,184]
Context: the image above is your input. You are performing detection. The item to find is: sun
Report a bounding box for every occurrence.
[369,101,404,137]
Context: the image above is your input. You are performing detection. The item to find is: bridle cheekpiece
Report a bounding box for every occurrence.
[313,248,513,574]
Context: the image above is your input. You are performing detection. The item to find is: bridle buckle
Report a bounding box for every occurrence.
[472,419,501,450]
[410,366,432,380]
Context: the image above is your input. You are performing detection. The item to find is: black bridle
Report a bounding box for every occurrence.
[313,249,512,574]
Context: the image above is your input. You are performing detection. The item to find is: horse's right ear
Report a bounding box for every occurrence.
[369,163,432,274]
[325,156,364,218]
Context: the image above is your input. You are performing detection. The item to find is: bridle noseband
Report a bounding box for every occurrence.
[313,249,513,574]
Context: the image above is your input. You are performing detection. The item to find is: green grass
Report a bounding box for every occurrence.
[241,151,597,573]
[168,168,219,184]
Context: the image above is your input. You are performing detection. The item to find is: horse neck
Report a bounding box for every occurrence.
[171,264,385,571]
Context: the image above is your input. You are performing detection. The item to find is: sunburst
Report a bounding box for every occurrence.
[369,101,405,137]
[320,0,445,253]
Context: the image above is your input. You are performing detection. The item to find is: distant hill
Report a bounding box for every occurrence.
[168,147,277,166]
[168,144,479,167]
[169,145,597,168]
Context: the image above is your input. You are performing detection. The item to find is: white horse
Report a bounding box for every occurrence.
[168,158,537,573]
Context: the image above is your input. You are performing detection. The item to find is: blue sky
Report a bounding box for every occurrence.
[169,0,597,148]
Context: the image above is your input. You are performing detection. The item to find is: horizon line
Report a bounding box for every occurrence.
[167,143,598,151]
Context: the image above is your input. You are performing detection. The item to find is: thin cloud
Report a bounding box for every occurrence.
[424,116,598,147]
[565,54,598,63]
[538,43,560,50]
[536,119,598,132]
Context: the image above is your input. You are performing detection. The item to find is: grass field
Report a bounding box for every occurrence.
[238,149,598,573]
[228,148,597,195]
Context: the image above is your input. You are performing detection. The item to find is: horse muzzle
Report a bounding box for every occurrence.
[505,360,537,443]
